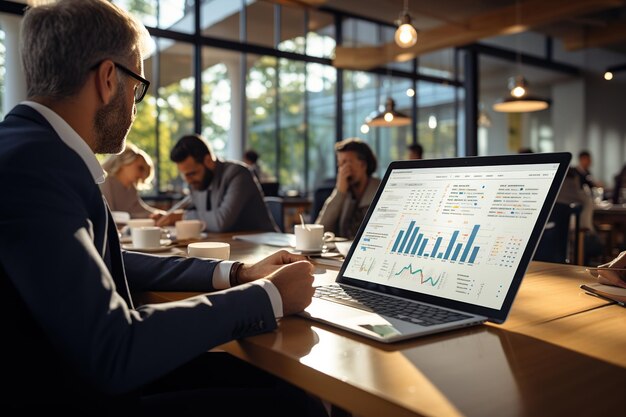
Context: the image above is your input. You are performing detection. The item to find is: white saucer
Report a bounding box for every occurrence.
[122,239,172,253]
[296,246,328,255]
[171,232,208,242]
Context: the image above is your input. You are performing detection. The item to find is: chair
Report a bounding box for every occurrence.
[260,181,280,197]
[310,180,336,223]
[264,196,285,232]
[534,202,583,264]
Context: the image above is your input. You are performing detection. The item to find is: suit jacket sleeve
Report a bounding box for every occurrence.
[0,150,277,395]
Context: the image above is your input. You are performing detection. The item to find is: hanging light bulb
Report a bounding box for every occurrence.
[509,75,528,98]
[478,103,492,128]
[365,98,411,127]
[493,0,550,113]
[603,63,626,80]
[428,115,437,129]
[394,0,418,48]
[493,76,550,113]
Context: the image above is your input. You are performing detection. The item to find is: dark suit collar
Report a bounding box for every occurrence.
[6,104,54,130]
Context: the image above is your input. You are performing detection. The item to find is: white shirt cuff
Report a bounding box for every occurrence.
[212,261,237,290]
[252,279,283,319]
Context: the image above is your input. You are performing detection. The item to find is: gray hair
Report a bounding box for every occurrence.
[101,143,154,190]
[20,0,151,100]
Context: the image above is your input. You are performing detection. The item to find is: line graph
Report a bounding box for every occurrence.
[393,263,444,287]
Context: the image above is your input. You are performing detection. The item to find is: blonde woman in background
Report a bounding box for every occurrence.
[100,143,165,218]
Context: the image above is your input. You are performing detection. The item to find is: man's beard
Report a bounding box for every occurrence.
[194,168,213,191]
[93,81,134,154]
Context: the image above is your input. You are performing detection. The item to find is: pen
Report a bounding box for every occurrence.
[585,267,626,278]
[582,289,626,307]
[165,195,191,215]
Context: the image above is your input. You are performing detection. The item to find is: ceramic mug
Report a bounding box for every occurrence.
[187,242,230,260]
[294,224,335,252]
[176,219,205,240]
[131,226,161,249]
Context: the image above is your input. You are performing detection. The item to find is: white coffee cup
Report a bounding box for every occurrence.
[126,218,156,229]
[111,211,130,225]
[131,226,162,249]
[176,219,205,240]
[294,224,335,252]
[187,242,230,260]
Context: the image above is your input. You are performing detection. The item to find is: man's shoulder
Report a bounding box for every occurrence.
[222,159,251,170]
[220,160,256,179]
[0,115,64,163]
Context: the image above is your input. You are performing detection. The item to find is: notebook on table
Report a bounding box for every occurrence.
[301,152,572,342]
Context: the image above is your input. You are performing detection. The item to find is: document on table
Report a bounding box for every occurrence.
[233,232,295,247]
[580,283,626,306]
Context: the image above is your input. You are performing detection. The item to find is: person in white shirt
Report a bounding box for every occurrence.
[0,1,325,415]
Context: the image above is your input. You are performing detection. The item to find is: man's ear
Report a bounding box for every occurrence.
[203,154,215,170]
[93,60,117,105]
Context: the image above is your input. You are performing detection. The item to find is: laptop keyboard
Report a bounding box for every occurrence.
[314,284,472,327]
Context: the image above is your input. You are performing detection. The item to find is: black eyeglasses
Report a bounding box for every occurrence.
[114,63,150,103]
[90,61,150,104]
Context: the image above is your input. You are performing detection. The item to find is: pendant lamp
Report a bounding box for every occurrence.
[493,1,550,113]
[365,97,411,127]
[493,76,551,113]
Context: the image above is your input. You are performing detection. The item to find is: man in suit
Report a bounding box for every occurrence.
[0,1,325,415]
[574,150,602,190]
[155,134,278,232]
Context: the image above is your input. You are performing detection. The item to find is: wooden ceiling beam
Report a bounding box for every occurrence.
[333,0,624,70]
[258,0,328,8]
[561,20,626,50]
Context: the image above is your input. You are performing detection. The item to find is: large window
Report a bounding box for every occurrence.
[0,1,463,197]
[116,2,461,195]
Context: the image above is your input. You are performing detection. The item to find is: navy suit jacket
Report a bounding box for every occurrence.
[0,105,277,402]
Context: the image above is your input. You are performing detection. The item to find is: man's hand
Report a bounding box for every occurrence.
[238,250,308,283]
[597,250,626,288]
[238,250,315,316]
[336,163,352,194]
[266,260,316,315]
[152,211,183,227]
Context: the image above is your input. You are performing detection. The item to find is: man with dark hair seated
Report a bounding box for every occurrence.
[155,134,278,232]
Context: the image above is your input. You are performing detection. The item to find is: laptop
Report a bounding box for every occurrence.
[301,152,572,342]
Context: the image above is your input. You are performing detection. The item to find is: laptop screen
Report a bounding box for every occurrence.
[338,153,571,322]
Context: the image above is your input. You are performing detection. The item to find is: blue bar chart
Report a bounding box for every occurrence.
[390,223,481,265]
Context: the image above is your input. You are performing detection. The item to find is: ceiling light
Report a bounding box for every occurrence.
[603,63,626,80]
[394,0,418,48]
[365,98,411,127]
[493,1,550,113]
[428,115,437,129]
[478,104,492,128]
[493,76,550,113]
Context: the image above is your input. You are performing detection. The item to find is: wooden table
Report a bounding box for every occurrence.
[142,233,626,417]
